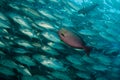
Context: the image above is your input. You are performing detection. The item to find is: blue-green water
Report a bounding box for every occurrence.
[0,0,120,80]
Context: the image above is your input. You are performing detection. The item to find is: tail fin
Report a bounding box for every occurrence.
[84,46,92,56]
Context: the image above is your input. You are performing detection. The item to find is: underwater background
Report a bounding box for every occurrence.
[0,0,120,80]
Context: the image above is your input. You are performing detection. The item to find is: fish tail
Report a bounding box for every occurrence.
[84,46,92,56]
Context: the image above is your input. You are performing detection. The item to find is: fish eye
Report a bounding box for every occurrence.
[61,33,65,37]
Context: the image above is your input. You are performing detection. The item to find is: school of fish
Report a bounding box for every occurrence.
[0,0,120,80]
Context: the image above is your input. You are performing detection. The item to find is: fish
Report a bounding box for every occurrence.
[0,0,119,80]
[58,28,91,56]
[78,3,99,15]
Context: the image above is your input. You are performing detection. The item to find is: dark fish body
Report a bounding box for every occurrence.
[58,28,91,56]
[78,3,99,15]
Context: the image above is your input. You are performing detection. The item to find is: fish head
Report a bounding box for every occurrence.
[58,28,78,41]
[58,28,68,40]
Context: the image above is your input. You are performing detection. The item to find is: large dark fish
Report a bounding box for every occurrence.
[78,3,99,15]
[58,28,91,56]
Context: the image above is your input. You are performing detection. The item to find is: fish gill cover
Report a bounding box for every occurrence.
[0,0,120,80]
